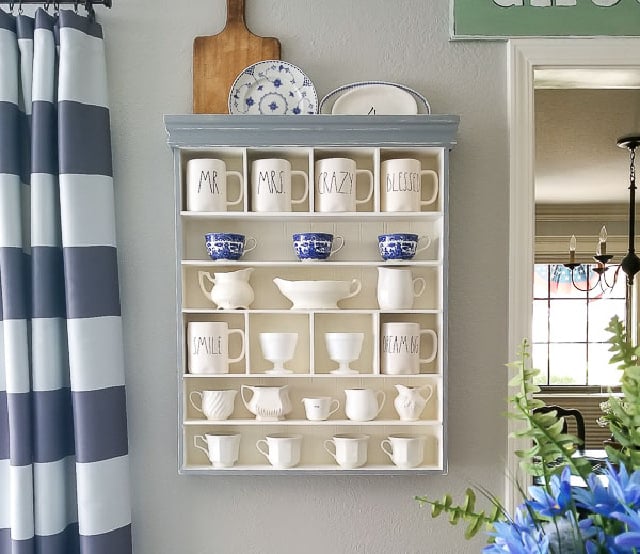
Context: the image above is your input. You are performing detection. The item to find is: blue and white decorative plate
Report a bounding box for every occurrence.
[228,60,318,115]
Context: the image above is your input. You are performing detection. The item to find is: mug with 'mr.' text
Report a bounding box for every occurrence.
[186,158,244,212]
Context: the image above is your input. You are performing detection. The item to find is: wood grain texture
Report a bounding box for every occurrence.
[193,0,281,114]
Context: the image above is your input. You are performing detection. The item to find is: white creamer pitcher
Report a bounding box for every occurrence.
[198,268,254,310]
[393,384,434,422]
[241,384,292,421]
[377,267,426,310]
[344,388,385,422]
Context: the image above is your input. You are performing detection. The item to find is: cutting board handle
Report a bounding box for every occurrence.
[226,0,247,29]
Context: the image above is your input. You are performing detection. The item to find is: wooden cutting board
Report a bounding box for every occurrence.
[193,0,281,114]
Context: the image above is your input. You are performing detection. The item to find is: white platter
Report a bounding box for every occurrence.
[228,60,318,115]
[319,81,431,115]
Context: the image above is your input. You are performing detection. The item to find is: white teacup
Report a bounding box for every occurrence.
[381,434,425,469]
[380,322,437,375]
[259,332,298,374]
[302,396,340,421]
[187,321,245,375]
[189,389,237,421]
[256,433,302,469]
[186,158,244,212]
[324,433,369,469]
[194,433,241,468]
[251,158,309,212]
[381,158,439,212]
[315,157,374,212]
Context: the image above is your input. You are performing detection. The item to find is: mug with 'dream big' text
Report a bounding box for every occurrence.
[381,322,437,375]
[315,157,373,212]
[251,158,309,212]
[187,321,245,375]
[381,158,438,212]
[186,158,244,212]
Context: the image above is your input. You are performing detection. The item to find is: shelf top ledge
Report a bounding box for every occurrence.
[164,114,460,149]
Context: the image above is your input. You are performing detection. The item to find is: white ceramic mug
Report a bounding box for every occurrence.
[187,321,245,374]
[186,159,243,212]
[381,322,437,375]
[193,433,241,468]
[381,434,425,469]
[251,158,309,212]
[381,158,439,212]
[302,397,340,421]
[344,388,385,422]
[324,433,369,469]
[189,389,237,421]
[256,433,302,469]
[377,267,427,310]
[315,158,374,212]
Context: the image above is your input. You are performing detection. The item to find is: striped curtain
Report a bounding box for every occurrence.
[0,8,132,554]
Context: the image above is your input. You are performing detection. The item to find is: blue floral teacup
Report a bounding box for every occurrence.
[378,233,431,261]
[292,232,345,261]
[205,232,257,261]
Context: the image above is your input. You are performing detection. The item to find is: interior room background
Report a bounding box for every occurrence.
[91,0,506,551]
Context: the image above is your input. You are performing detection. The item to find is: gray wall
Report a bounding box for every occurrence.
[99,1,509,552]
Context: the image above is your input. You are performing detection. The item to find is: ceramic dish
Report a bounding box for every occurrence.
[228,60,318,115]
[319,81,431,115]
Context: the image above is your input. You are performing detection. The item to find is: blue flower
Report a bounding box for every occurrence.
[245,97,255,107]
[268,101,278,111]
[606,462,640,507]
[292,107,301,115]
[527,466,572,517]
[574,462,640,517]
[273,78,282,88]
[483,508,550,554]
[257,85,263,91]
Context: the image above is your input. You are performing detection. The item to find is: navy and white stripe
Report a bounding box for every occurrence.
[0,9,131,554]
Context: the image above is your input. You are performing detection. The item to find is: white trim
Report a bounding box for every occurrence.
[507,37,640,512]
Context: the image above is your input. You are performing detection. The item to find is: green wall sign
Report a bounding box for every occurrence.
[453,0,640,39]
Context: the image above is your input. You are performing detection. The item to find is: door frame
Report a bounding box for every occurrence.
[506,37,640,509]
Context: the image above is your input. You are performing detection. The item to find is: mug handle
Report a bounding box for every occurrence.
[227,329,245,364]
[189,391,204,414]
[330,235,345,256]
[413,277,427,298]
[419,329,438,364]
[380,439,394,460]
[419,170,439,206]
[193,435,209,456]
[328,399,340,417]
[256,439,270,459]
[323,439,338,461]
[243,236,257,254]
[225,171,244,206]
[345,279,362,299]
[414,235,432,255]
[355,169,374,205]
[290,170,309,204]
[375,391,386,418]
[240,384,253,409]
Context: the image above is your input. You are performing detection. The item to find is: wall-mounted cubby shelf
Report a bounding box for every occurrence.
[165,115,458,475]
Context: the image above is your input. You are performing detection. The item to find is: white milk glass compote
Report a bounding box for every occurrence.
[325,332,364,375]
[259,332,298,374]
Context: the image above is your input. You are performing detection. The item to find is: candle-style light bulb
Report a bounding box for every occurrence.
[599,225,607,256]
[569,234,576,264]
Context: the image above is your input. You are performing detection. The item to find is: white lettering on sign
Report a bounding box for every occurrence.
[493,0,628,5]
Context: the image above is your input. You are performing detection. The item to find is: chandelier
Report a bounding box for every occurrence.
[563,134,640,292]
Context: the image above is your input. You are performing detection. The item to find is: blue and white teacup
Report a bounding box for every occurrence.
[292,232,345,261]
[205,232,257,261]
[378,233,431,261]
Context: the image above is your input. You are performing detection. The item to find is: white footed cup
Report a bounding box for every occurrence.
[256,433,302,469]
[381,434,425,469]
[193,433,241,468]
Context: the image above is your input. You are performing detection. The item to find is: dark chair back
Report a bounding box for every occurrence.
[534,405,586,453]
